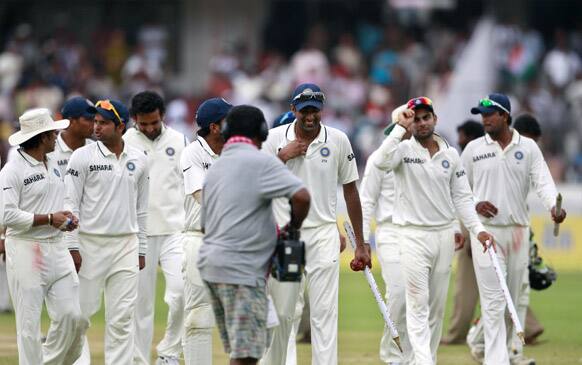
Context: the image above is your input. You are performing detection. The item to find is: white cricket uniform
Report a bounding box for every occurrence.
[47,133,93,177]
[360,150,412,364]
[261,121,359,365]
[461,130,557,365]
[64,141,149,365]
[372,124,485,365]
[124,126,188,364]
[1,149,86,365]
[0,155,9,313]
[180,136,219,365]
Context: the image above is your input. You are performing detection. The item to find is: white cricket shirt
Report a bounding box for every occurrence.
[181,136,219,232]
[372,124,485,237]
[47,133,93,177]
[262,121,359,228]
[63,141,149,254]
[0,150,65,240]
[461,129,557,226]
[360,150,395,242]
[123,125,188,235]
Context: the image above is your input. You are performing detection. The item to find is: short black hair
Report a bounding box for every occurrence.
[19,130,52,150]
[130,90,165,116]
[457,120,485,139]
[514,114,542,138]
[225,105,266,139]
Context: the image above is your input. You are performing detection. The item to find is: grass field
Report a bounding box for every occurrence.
[0,267,581,364]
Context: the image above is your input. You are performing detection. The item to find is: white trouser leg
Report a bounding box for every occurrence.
[157,233,185,358]
[285,278,306,365]
[182,232,214,365]
[74,234,139,365]
[376,223,411,364]
[471,225,528,365]
[400,226,455,365]
[134,235,162,365]
[0,258,12,311]
[6,238,86,365]
[511,267,530,357]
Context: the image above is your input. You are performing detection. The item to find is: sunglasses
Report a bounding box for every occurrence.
[407,96,433,110]
[95,100,123,124]
[292,89,326,103]
[479,98,509,114]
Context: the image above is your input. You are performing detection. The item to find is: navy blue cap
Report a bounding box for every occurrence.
[61,97,97,119]
[471,93,511,115]
[95,99,130,125]
[196,98,233,128]
[272,111,295,128]
[290,83,324,111]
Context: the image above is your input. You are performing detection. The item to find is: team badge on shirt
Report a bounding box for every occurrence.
[166,147,175,156]
[442,160,450,169]
[321,147,330,157]
[514,151,524,160]
[126,161,136,171]
[54,168,61,177]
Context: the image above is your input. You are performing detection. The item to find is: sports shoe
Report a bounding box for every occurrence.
[469,346,484,364]
[510,355,536,365]
[156,356,180,365]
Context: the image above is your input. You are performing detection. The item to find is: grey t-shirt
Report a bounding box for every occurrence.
[198,143,305,287]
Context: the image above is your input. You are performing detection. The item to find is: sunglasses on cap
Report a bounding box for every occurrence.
[292,89,326,103]
[479,98,510,114]
[95,99,123,124]
[407,96,433,110]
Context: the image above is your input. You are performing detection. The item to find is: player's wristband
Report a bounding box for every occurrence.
[48,213,53,226]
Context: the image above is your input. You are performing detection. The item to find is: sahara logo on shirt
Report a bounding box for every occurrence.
[66,168,79,177]
[89,164,113,172]
[23,174,45,186]
[403,157,425,164]
[57,159,68,167]
[473,152,496,162]
[202,162,211,170]
[346,152,355,161]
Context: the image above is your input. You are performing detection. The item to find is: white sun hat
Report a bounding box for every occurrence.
[8,108,70,146]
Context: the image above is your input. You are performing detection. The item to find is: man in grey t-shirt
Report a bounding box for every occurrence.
[198,105,310,365]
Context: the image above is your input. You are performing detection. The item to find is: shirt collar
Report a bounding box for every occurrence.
[196,135,219,158]
[97,140,128,158]
[17,149,44,166]
[285,120,328,143]
[56,133,72,153]
[411,132,450,152]
[484,128,521,146]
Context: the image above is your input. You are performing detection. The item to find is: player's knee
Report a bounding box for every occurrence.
[184,303,215,334]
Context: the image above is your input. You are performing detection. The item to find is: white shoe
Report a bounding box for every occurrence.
[469,347,484,364]
[156,356,180,365]
[510,355,536,365]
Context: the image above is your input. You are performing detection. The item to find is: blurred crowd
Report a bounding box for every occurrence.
[1,19,581,181]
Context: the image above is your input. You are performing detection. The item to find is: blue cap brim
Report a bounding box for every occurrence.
[471,106,497,115]
[294,100,323,111]
[96,107,122,123]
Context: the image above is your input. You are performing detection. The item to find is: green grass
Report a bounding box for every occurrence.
[0,269,581,364]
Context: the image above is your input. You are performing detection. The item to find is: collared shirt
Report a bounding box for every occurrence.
[262,121,359,228]
[372,125,485,236]
[198,143,304,287]
[63,141,149,254]
[123,125,188,236]
[47,133,93,177]
[0,150,65,240]
[180,136,219,232]
[461,129,557,226]
[360,150,395,242]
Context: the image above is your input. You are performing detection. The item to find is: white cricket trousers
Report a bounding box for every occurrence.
[376,222,412,364]
[74,233,139,365]
[5,237,86,365]
[399,225,455,365]
[470,225,528,365]
[182,231,215,365]
[262,223,340,365]
[0,257,12,311]
[134,233,185,364]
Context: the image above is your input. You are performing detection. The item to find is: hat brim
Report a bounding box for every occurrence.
[294,100,323,111]
[8,119,70,146]
[471,106,498,115]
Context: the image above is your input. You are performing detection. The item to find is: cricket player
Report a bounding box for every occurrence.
[361,104,414,364]
[262,83,371,365]
[124,91,188,365]
[65,99,149,365]
[180,97,232,364]
[372,97,494,365]
[462,94,566,365]
[1,108,85,364]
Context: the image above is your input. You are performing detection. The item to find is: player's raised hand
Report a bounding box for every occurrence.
[278,140,309,162]
[397,109,415,129]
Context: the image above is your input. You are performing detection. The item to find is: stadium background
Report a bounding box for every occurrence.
[0,0,580,363]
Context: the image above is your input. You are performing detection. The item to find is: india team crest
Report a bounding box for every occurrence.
[441,160,450,169]
[320,147,330,157]
[126,161,136,171]
[514,151,524,160]
[166,147,175,156]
